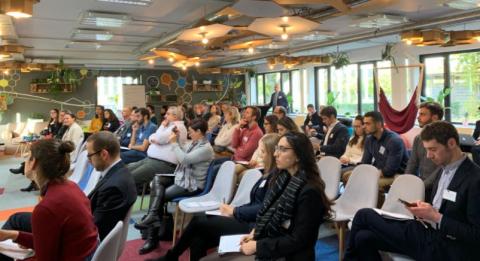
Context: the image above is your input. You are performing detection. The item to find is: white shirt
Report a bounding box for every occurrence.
[432,154,466,210]
[323,121,339,146]
[147,121,187,164]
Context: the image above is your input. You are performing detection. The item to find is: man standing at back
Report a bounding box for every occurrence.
[268,83,288,111]
[86,131,137,240]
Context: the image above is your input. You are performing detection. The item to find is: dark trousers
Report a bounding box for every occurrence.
[171,215,251,261]
[120,150,147,164]
[471,145,480,167]
[344,208,455,261]
[0,212,32,261]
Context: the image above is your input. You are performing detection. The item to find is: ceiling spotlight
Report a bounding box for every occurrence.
[202,37,209,44]
[195,61,200,67]
[3,69,9,75]
[199,32,209,45]
[182,65,187,71]
[200,26,206,32]
[282,16,289,23]
[248,46,254,54]
[280,25,289,40]
[269,64,274,70]
[4,0,39,19]
[148,59,155,65]
[168,56,175,63]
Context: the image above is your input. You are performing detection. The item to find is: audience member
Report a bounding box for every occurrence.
[120,108,157,164]
[340,115,365,167]
[0,140,98,261]
[213,106,240,153]
[268,83,288,111]
[202,132,332,260]
[89,105,105,133]
[128,106,187,190]
[471,111,480,166]
[102,109,120,133]
[277,116,301,136]
[273,105,287,119]
[86,131,137,240]
[147,104,158,125]
[344,121,480,261]
[207,104,221,131]
[194,103,210,121]
[119,106,132,125]
[231,106,263,162]
[263,114,278,134]
[315,106,350,158]
[55,110,68,139]
[61,111,84,160]
[40,108,62,138]
[152,133,280,261]
[303,104,321,132]
[160,105,169,119]
[115,107,134,146]
[135,119,214,254]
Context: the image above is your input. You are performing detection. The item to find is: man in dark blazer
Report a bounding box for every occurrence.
[344,121,480,261]
[268,83,288,111]
[316,106,349,158]
[471,117,480,166]
[86,131,137,240]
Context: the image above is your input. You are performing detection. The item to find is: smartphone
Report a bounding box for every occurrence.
[172,126,178,133]
[398,198,417,207]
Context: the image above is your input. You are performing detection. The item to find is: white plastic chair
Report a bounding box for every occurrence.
[69,150,89,183]
[229,169,262,207]
[117,205,134,259]
[83,169,101,196]
[332,164,380,261]
[317,156,342,200]
[179,161,237,213]
[91,221,123,261]
[71,140,87,165]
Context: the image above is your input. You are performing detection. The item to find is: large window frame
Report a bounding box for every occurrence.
[253,70,295,105]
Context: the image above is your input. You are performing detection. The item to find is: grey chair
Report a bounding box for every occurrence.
[117,205,134,259]
[228,168,262,207]
[317,156,342,200]
[91,221,123,261]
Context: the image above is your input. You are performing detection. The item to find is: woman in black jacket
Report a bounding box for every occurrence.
[103,109,120,133]
[148,133,281,261]
[202,132,333,261]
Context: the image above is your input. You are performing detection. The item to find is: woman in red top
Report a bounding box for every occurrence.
[0,140,98,261]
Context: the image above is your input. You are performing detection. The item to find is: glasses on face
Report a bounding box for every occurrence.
[353,125,363,129]
[275,145,294,153]
[87,150,102,159]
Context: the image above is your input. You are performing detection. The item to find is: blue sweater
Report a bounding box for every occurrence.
[361,129,408,177]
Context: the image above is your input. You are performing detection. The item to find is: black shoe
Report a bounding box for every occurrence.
[145,250,178,261]
[138,238,159,255]
[20,182,38,192]
[9,168,23,174]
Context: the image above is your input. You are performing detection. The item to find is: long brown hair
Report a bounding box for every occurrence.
[349,115,365,147]
[260,133,280,174]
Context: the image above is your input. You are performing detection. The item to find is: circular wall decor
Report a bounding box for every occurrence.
[146,76,160,89]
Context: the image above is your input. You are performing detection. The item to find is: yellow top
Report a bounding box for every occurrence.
[89,118,104,133]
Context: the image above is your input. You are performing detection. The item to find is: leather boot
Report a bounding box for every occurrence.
[138,226,159,255]
[145,249,178,261]
[9,162,25,175]
[20,181,38,192]
[135,176,164,229]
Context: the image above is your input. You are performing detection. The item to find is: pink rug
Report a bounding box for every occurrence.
[0,188,4,195]
[119,239,189,261]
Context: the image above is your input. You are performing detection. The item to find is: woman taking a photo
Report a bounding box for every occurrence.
[0,140,98,261]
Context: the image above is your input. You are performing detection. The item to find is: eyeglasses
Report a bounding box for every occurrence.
[87,150,102,159]
[275,145,294,153]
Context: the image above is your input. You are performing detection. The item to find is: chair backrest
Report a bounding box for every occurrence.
[382,174,425,217]
[335,164,380,216]
[317,156,342,200]
[71,140,87,164]
[82,166,101,195]
[230,169,262,207]
[209,161,236,203]
[117,205,134,259]
[92,221,123,261]
[69,150,89,183]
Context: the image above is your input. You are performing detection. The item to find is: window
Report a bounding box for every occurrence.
[376,60,392,101]
[423,57,445,106]
[249,76,257,104]
[317,68,328,107]
[330,64,359,116]
[256,75,264,104]
[360,63,375,113]
[264,72,281,103]
[282,72,290,94]
[291,70,301,113]
[97,76,138,112]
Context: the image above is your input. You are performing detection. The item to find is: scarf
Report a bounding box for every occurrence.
[254,170,306,260]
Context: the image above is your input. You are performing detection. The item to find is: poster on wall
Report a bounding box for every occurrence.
[122,84,146,108]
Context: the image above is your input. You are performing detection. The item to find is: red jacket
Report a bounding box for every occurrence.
[16,180,98,261]
[231,123,263,161]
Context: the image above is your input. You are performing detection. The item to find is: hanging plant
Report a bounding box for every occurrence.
[381,43,397,68]
[329,48,350,69]
[46,57,82,94]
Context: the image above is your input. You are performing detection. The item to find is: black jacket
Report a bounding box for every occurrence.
[88,161,137,240]
[320,122,350,158]
[473,120,480,140]
[427,157,480,261]
[256,184,326,261]
[233,176,269,227]
[268,91,289,110]
[303,112,322,127]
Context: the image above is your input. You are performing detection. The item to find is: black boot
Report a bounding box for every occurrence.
[138,226,159,255]
[145,250,178,261]
[135,177,164,230]
[20,181,38,192]
[9,163,25,175]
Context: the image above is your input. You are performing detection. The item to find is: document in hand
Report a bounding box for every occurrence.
[372,208,413,221]
[0,239,34,260]
[218,234,248,255]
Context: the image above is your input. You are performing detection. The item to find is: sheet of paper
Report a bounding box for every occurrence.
[120,146,130,151]
[0,240,34,260]
[184,201,219,208]
[205,209,222,216]
[372,208,413,221]
[218,234,247,255]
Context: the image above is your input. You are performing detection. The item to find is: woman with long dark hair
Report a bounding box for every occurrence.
[41,108,62,137]
[103,109,120,133]
[340,115,365,167]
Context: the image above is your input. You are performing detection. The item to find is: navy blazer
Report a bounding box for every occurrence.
[88,161,137,240]
[427,158,480,260]
[268,91,289,110]
[233,176,269,227]
[320,122,350,158]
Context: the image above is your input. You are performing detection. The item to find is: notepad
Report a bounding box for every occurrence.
[218,234,247,255]
[205,209,222,216]
[0,240,34,260]
[372,208,413,221]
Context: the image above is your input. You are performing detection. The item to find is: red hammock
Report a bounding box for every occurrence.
[378,86,418,134]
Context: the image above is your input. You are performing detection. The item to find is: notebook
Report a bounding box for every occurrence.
[0,240,34,260]
[218,234,248,255]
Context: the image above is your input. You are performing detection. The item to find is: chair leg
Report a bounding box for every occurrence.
[172,204,179,246]
[178,212,186,239]
[139,183,147,210]
[335,221,347,261]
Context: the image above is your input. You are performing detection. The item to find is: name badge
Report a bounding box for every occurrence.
[330,133,334,139]
[259,180,267,188]
[443,190,457,202]
[139,133,143,139]
[278,96,283,99]
[379,146,385,155]
[243,136,249,143]
[127,133,131,137]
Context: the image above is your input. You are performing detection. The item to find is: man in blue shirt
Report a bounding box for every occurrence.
[120,107,157,164]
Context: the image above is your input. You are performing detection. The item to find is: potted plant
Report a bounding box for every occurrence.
[329,48,350,69]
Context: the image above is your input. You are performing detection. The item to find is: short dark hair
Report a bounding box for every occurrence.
[320,106,337,118]
[420,121,459,146]
[419,102,444,120]
[275,106,287,116]
[364,111,384,125]
[245,106,260,121]
[135,107,150,119]
[307,104,314,109]
[189,119,208,135]
[146,104,155,112]
[87,131,121,157]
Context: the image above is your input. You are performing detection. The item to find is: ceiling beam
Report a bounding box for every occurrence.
[274,0,350,12]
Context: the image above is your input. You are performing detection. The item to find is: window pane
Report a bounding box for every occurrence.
[317,68,328,106]
[265,72,281,102]
[360,63,375,113]
[330,64,358,116]
[256,75,264,104]
[97,76,138,113]
[249,76,257,104]
[282,72,290,94]
[424,57,445,107]
[376,60,392,101]
[449,52,480,123]
[291,70,301,113]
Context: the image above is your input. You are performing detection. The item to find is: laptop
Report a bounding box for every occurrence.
[459,134,476,146]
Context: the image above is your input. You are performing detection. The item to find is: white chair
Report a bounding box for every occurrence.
[229,169,262,207]
[83,169,101,196]
[317,156,342,200]
[69,150,89,183]
[117,205,134,259]
[91,221,123,261]
[71,140,87,166]
[332,164,380,261]
[179,161,237,213]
